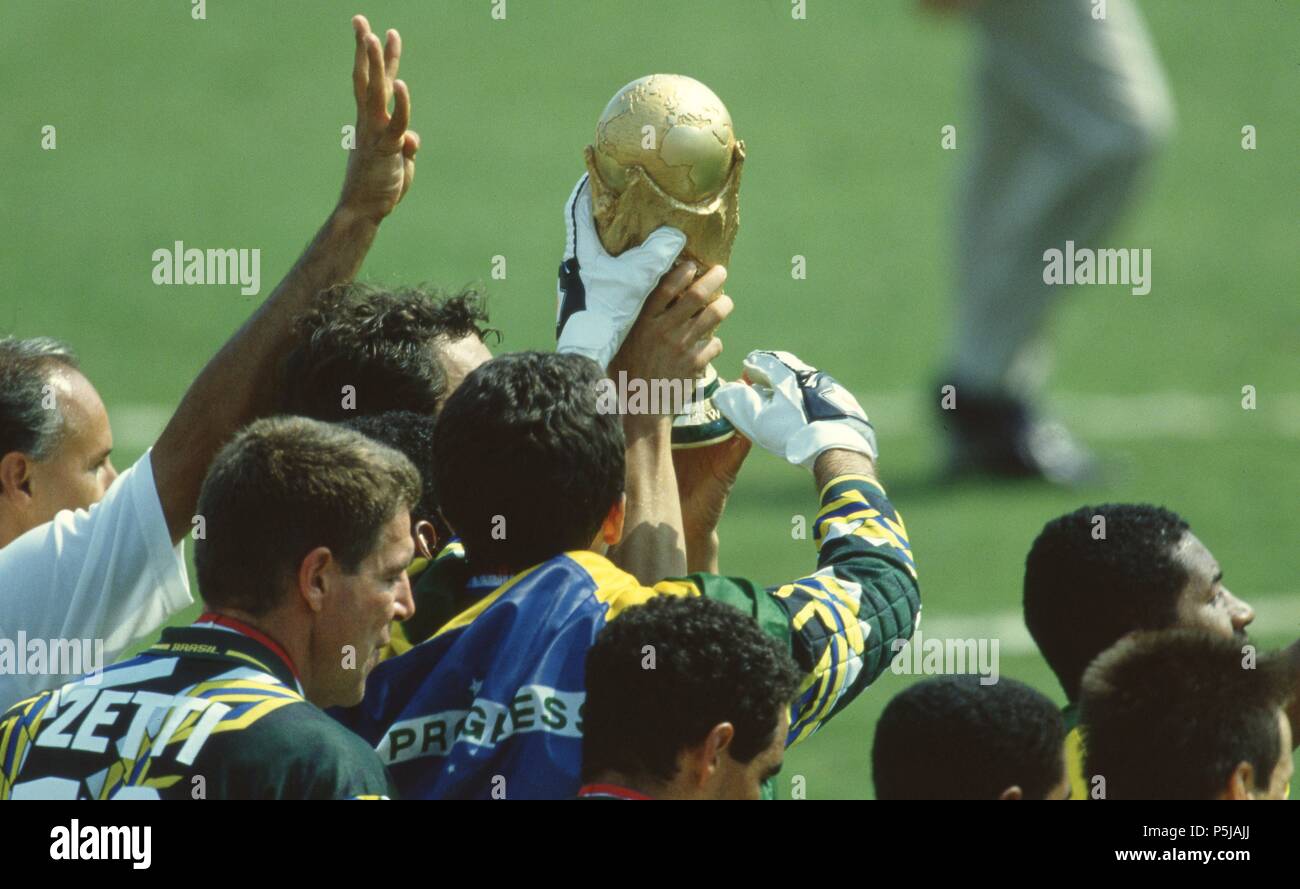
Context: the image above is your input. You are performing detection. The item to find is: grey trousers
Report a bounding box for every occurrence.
[949,0,1174,398]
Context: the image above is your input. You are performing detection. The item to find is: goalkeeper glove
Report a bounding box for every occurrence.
[555,174,686,369]
[712,350,878,469]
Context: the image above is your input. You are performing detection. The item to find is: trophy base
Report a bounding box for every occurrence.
[672,364,736,449]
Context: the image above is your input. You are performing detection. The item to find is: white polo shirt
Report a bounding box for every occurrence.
[0,450,192,708]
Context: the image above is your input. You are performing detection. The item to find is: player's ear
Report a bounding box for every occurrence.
[998,785,1024,800]
[682,722,734,791]
[601,493,626,546]
[297,546,333,613]
[0,451,34,502]
[1219,762,1253,800]
[1221,762,1255,800]
[413,519,437,560]
[701,722,735,775]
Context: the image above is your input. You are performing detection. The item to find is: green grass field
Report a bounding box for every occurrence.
[2,0,1296,798]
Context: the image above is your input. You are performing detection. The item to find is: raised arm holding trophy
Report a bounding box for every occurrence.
[557,73,745,448]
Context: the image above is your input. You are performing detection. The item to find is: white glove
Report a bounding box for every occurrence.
[556,174,687,369]
[712,351,878,469]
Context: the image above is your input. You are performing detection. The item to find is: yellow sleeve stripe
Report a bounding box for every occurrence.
[818,473,885,501]
[789,583,865,653]
[204,697,300,735]
[818,490,871,515]
[790,642,845,746]
[814,508,880,540]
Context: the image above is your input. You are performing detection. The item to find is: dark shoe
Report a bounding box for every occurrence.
[936,384,1099,486]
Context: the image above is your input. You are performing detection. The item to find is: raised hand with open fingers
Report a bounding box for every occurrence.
[339,14,419,223]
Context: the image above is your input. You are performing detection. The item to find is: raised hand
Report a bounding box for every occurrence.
[339,14,419,223]
[607,261,732,413]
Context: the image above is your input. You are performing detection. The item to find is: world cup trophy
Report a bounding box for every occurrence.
[582,73,745,448]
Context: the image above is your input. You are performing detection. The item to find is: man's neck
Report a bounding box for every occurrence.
[0,514,26,550]
[198,607,304,690]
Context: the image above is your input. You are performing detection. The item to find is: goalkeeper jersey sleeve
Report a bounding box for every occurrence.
[650,473,919,746]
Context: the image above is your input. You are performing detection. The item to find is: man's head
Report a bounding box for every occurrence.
[281,283,495,421]
[0,337,116,547]
[1024,503,1254,702]
[1080,629,1293,800]
[872,675,1069,800]
[582,595,800,800]
[194,416,419,708]
[433,352,625,574]
[341,410,443,559]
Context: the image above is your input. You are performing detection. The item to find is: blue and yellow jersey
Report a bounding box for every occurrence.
[0,623,394,800]
[333,473,920,799]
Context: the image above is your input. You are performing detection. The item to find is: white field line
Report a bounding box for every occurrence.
[110,392,1300,451]
[867,391,1300,441]
[109,399,1295,659]
[918,594,1300,658]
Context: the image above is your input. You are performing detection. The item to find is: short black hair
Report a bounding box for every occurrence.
[582,595,800,784]
[195,416,420,615]
[432,352,624,574]
[1080,629,1292,799]
[281,283,496,421]
[872,675,1066,800]
[1024,503,1192,701]
[0,336,80,462]
[341,410,442,537]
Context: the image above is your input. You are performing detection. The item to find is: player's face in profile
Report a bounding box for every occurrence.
[1172,532,1254,641]
[23,367,117,529]
[317,509,416,707]
[716,708,789,800]
[436,333,492,398]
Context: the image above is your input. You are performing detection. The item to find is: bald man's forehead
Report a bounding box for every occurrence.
[46,366,111,451]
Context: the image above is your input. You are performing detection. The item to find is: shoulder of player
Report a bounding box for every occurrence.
[242,697,376,756]
[200,699,389,796]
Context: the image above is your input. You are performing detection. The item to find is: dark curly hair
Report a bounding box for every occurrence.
[872,675,1066,800]
[1080,629,1292,799]
[433,352,624,574]
[340,410,443,539]
[582,595,801,784]
[1024,503,1191,701]
[281,283,497,421]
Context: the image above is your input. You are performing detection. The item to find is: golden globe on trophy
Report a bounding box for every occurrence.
[584,73,745,448]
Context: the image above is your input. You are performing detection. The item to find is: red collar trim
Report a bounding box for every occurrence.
[577,783,652,800]
[197,611,302,685]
